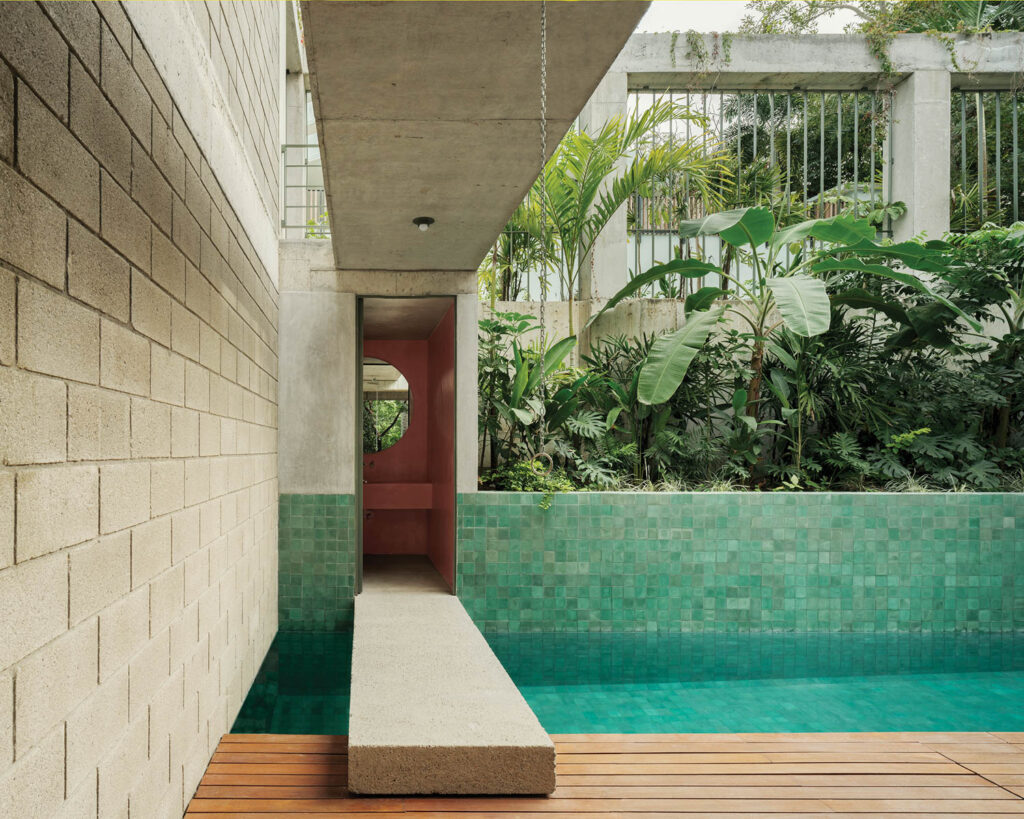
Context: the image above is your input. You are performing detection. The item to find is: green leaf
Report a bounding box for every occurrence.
[830,288,911,325]
[773,214,875,248]
[510,353,529,407]
[820,240,950,273]
[606,406,623,431]
[811,259,982,330]
[545,397,578,431]
[510,407,534,425]
[766,275,831,337]
[685,286,729,314]
[542,336,577,378]
[637,309,722,405]
[679,207,774,247]
[731,388,747,415]
[585,259,721,329]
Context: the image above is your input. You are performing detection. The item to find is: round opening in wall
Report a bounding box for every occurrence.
[362,357,411,453]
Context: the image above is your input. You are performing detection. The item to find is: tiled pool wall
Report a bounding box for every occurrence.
[278,494,357,630]
[456,492,1024,633]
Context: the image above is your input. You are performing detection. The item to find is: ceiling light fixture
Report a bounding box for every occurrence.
[412,216,434,232]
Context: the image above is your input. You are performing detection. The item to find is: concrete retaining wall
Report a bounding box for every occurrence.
[0,3,280,816]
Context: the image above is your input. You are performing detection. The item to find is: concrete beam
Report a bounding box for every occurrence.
[618,32,1024,91]
[300,0,648,272]
[348,557,555,794]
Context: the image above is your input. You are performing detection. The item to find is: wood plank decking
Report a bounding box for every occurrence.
[186,732,1024,817]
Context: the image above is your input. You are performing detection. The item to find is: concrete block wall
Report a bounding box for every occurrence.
[0,3,279,817]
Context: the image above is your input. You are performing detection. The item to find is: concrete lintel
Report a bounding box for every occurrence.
[349,558,555,795]
[619,32,1024,91]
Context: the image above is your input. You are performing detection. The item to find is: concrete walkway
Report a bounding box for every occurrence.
[347,556,556,794]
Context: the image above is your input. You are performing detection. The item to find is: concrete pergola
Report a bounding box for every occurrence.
[577,31,1024,306]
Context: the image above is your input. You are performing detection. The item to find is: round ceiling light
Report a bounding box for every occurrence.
[412,216,435,232]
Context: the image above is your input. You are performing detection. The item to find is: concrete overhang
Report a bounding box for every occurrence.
[620,32,1024,91]
[300,0,649,272]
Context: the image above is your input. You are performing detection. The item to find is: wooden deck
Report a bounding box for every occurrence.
[186,732,1024,817]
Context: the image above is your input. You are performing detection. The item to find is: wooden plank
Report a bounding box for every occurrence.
[400,797,836,812]
[218,734,348,745]
[211,752,349,764]
[555,763,969,775]
[823,800,1024,814]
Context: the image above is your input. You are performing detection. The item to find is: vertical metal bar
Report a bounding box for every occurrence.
[1014,90,1020,223]
[720,90,725,268]
[853,92,859,215]
[995,91,1001,216]
[960,91,968,229]
[887,91,895,234]
[752,91,758,160]
[819,92,826,217]
[769,92,776,170]
[870,93,876,209]
[977,92,985,224]
[785,93,792,205]
[837,92,843,212]
[737,92,743,206]
[803,92,809,207]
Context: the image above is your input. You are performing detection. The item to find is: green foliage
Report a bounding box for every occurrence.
[478,460,577,509]
[478,223,1024,493]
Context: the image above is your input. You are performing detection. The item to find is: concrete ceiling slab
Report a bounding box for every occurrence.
[301,0,649,272]
[363,296,454,340]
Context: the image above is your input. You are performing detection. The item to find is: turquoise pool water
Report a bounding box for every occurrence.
[232,631,1024,734]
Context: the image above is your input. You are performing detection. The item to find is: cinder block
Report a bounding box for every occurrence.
[0,472,12,570]
[69,532,131,625]
[60,770,99,819]
[16,465,98,562]
[0,164,66,288]
[97,715,146,818]
[171,407,200,458]
[96,1,131,53]
[66,665,127,792]
[131,516,171,588]
[100,25,151,150]
[43,2,101,78]
[101,171,151,271]
[0,669,10,776]
[132,269,171,346]
[15,619,98,756]
[185,361,210,411]
[171,301,201,363]
[209,373,229,417]
[200,502,221,549]
[98,587,148,681]
[128,628,170,721]
[150,564,184,636]
[68,218,130,320]
[18,278,100,383]
[152,111,185,198]
[184,161,212,233]
[0,552,67,670]
[151,460,185,517]
[151,344,185,406]
[0,58,13,163]
[199,414,221,457]
[151,228,186,302]
[184,459,210,507]
[0,367,67,465]
[18,81,99,228]
[100,462,150,533]
[129,730,171,819]
[185,262,211,322]
[99,318,150,396]
[171,506,200,565]
[0,726,65,819]
[184,547,209,606]
[199,321,221,371]
[70,58,131,188]
[173,195,202,265]
[130,397,171,459]
[131,140,172,234]
[131,32,172,121]
[0,2,68,120]
[68,383,130,461]
[0,269,13,366]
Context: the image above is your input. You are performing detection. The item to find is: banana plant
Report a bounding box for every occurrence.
[588,207,981,418]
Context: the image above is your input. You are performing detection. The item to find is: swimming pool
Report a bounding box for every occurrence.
[232,631,1024,734]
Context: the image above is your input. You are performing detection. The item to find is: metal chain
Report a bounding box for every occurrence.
[533,0,552,476]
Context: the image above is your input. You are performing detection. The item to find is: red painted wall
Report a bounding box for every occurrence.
[361,308,456,588]
[427,306,456,588]
[362,340,430,556]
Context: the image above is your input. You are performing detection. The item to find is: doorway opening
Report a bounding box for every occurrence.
[359,296,457,591]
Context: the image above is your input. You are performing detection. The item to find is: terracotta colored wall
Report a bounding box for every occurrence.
[362,340,430,555]
[427,307,456,587]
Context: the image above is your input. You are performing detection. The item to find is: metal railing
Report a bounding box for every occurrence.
[281,143,330,238]
[951,90,1022,232]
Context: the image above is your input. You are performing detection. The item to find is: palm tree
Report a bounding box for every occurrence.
[532,98,730,335]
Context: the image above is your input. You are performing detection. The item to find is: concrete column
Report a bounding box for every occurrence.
[889,70,951,242]
[578,71,629,303]
[455,293,479,494]
[283,72,308,239]
[278,290,357,494]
